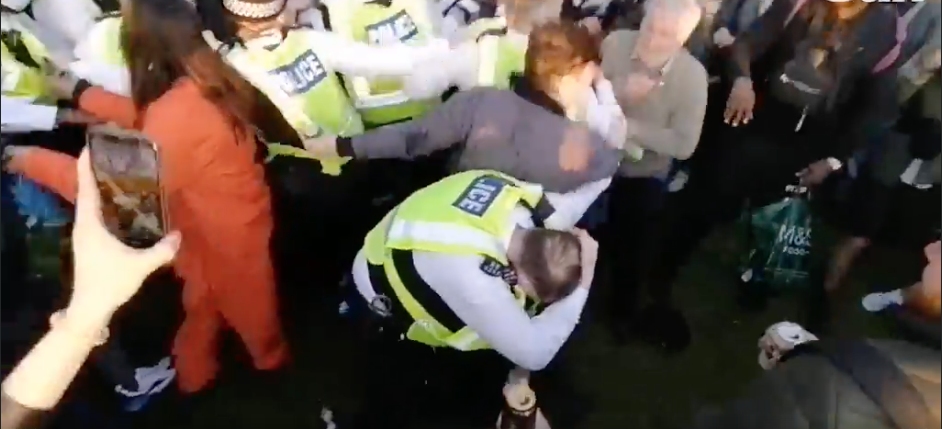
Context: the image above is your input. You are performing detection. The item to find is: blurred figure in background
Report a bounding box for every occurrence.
[644,0,901,349]
[822,1,941,301]
[6,0,290,395]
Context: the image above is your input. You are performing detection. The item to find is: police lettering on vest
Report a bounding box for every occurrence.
[452,176,506,216]
[365,10,419,45]
[271,50,327,95]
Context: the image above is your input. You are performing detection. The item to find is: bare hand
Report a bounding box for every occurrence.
[301,134,339,159]
[581,17,603,35]
[620,73,659,105]
[724,77,755,127]
[574,228,598,290]
[713,27,735,48]
[796,159,834,186]
[2,145,33,174]
[68,149,181,325]
[43,61,82,100]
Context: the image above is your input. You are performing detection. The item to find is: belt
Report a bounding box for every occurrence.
[367,248,466,334]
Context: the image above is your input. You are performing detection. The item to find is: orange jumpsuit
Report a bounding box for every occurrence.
[18,81,289,393]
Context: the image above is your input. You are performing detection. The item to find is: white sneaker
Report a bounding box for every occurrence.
[861,289,903,312]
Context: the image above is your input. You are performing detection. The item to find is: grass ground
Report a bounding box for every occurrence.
[18,202,929,429]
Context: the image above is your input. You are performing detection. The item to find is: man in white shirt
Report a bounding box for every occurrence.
[350,170,607,429]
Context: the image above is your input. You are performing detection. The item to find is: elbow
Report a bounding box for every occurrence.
[508,351,553,372]
[500,339,559,371]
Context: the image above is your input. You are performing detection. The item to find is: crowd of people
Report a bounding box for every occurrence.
[1,0,940,428]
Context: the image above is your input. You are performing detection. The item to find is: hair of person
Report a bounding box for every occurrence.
[500,0,564,30]
[518,229,582,303]
[641,0,703,34]
[524,20,601,94]
[121,0,260,135]
[642,0,702,17]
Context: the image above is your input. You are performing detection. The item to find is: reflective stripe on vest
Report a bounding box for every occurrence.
[327,0,436,125]
[207,29,364,176]
[1,26,51,101]
[363,170,545,350]
[466,18,524,90]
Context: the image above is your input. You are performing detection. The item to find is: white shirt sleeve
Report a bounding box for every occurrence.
[304,29,450,78]
[69,60,130,96]
[402,42,479,99]
[584,77,628,148]
[542,177,612,230]
[1,95,58,133]
[413,251,588,371]
[30,0,102,48]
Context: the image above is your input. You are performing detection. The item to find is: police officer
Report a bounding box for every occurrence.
[322,0,448,127]
[349,169,607,429]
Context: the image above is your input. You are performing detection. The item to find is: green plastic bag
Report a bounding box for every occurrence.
[741,188,813,290]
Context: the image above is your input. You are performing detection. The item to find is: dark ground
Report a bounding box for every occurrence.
[11,178,937,429]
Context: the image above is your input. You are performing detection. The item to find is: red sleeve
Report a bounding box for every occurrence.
[77,87,142,130]
[16,148,78,203]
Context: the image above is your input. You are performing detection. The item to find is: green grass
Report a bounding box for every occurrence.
[23,221,921,429]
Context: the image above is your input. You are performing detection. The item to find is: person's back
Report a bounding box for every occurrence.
[693,338,941,429]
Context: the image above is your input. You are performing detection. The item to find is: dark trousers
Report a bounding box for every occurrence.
[605,176,669,318]
[357,317,511,429]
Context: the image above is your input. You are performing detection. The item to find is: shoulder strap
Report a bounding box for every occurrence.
[901,1,927,28]
[789,341,936,429]
[872,11,908,74]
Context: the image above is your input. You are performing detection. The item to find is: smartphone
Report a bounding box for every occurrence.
[87,125,167,249]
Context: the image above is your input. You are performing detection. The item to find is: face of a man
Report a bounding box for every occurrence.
[635,5,700,60]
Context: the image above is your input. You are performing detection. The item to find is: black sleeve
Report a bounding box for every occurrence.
[727,0,797,80]
[830,9,901,160]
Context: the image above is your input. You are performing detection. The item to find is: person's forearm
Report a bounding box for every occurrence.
[631,123,699,160]
[0,97,58,133]
[1,310,109,411]
[337,93,476,160]
[543,177,613,230]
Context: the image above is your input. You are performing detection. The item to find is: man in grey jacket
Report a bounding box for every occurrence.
[302,21,628,194]
[596,0,708,349]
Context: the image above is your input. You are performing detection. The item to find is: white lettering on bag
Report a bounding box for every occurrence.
[777,224,812,256]
[365,10,419,45]
[270,50,327,96]
[453,176,506,216]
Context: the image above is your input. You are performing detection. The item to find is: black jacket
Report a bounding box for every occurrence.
[728,0,901,161]
[692,339,941,429]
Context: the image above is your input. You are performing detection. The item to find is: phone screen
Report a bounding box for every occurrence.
[87,126,167,249]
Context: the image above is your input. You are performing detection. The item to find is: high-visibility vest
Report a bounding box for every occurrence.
[326,0,437,126]
[214,27,364,176]
[1,22,52,102]
[81,14,125,66]
[465,17,526,89]
[362,170,544,351]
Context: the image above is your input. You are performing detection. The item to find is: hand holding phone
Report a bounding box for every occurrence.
[87,125,168,249]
